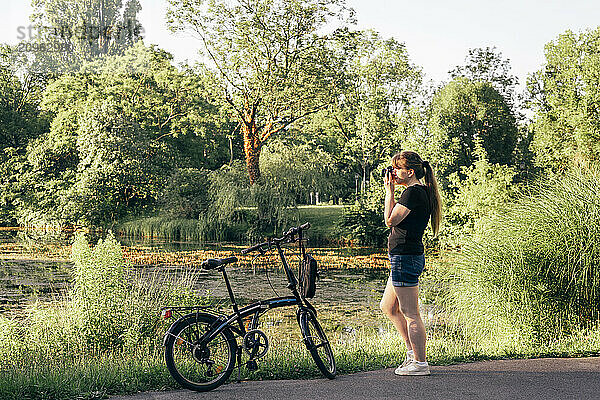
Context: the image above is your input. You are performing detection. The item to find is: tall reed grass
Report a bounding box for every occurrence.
[449,164,600,353]
[117,216,205,241]
[116,205,344,245]
[117,213,252,243]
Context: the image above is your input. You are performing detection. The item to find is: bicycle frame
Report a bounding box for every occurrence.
[163,238,316,348]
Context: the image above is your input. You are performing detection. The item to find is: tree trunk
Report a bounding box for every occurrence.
[242,121,262,184]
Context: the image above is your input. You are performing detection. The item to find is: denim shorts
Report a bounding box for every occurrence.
[389,254,425,287]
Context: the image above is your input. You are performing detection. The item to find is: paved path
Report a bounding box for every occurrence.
[111,357,600,400]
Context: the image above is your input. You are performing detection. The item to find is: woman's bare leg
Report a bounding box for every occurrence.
[393,285,426,362]
[380,277,412,351]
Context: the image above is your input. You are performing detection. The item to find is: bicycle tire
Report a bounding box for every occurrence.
[299,309,336,379]
[164,313,237,392]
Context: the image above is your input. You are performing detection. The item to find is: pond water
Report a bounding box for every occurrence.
[0,229,387,318]
[0,228,443,333]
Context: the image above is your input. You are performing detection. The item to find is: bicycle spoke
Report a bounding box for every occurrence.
[166,315,235,390]
[300,311,336,379]
[168,332,194,347]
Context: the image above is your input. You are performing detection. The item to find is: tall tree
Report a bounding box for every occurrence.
[450,47,518,110]
[167,0,350,184]
[0,46,47,150]
[527,28,600,169]
[21,44,226,225]
[328,29,422,190]
[29,0,143,72]
[0,46,48,225]
[426,77,518,190]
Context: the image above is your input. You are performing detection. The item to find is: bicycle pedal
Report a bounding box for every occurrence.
[246,360,258,371]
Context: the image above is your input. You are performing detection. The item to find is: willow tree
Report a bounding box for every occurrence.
[167,0,348,184]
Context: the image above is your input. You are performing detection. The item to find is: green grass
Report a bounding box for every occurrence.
[117,216,204,241]
[2,310,599,400]
[0,352,173,400]
[5,179,600,400]
[293,205,344,245]
[116,215,250,242]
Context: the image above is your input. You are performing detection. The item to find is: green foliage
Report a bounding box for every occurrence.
[18,43,227,226]
[0,149,29,226]
[329,29,422,186]
[426,78,519,190]
[29,0,144,72]
[0,46,49,225]
[0,47,47,150]
[196,160,252,242]
[159,168,211,219]
[73,102,173,225]
[449,164,600,353]
[71,232,204,350]
[196,141,339,241]
[450,46,519,110]
[118,216,204,241]
[294,206,344,245]
[528,28,600,170]
[443,144,518,242]
[339,178,388,246]
[71,232,129,349]
[260,140,335,205]
[0,231,203,383]
[167,0,350,181]
[340,202,387,246]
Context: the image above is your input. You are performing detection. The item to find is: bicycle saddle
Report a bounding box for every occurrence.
[201,256,238,270]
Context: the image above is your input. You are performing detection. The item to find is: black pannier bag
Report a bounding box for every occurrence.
[300,253,318,298]
[298,228,318,298]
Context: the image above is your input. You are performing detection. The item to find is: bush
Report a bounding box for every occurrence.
[449,163,600,353]
[339,202,387,246]
[159,168,210,219]
[0,232,203,361]
[338,178,388,246]
[72,232,204,350]
[199,146,335,242]
[197,160,253,242]
[442,146,518,246]
[0,232,206,399]
[71,232,129,349]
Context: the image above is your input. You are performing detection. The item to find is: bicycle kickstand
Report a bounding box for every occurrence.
[236,346,243,383]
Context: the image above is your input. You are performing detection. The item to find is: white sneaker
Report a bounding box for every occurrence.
[399,351,414,369]
[394,360,431,376]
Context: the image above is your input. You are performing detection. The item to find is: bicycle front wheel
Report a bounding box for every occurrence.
[299,309,336,379]
[164,313,236,392]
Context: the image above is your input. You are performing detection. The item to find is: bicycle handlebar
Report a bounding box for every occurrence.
[240,241,270,255]
[240,222,311,255]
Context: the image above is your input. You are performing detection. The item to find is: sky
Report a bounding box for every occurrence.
[4,0,600,87]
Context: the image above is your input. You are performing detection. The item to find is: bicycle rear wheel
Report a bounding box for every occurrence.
[299,309,336,379]
[164,313,236,392]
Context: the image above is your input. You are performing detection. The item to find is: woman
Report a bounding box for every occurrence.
[380,150,442,376]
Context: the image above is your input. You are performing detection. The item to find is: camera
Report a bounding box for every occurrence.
[381,166,395,178]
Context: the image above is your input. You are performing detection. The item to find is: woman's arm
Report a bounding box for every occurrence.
[385,199,411,227]
[384,173,411,227]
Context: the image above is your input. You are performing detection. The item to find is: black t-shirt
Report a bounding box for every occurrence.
[388,185,431,255]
